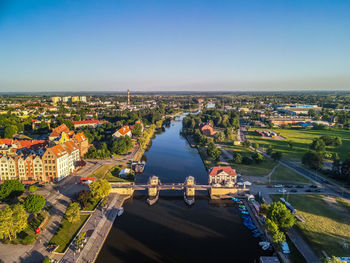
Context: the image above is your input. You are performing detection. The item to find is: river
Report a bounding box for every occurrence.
[96,116,270,263]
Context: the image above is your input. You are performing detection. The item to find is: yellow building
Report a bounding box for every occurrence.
[71,96,80,102]
[51,97,61,103]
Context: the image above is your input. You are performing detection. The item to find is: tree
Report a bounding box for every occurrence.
[252,152,264,164]
[242,140,251,148]
[4,125,18,138]
[111,136,133,154]
[0,204,27,241]
[341,159,350,182]
[309,138,326,152]
[42,257,51,263]
[0,180,24,200]
[11,204,27,239]
[267,202,296,230]
[287,140,293,149]
[214,132,225,143]
[207,142,221,160]
[28,185,38,192]
[24,194,45,214]
[265,218,286,243]
[232,153,242,164]
[271,151,282,162]
[65,202,80,223]
[259,203,270,215]
[302,151,323,170]
[324,256,346,263]
[131,123,143,136]
[252,142,259,149]
[89,179,111,200]
[77,190,91,208]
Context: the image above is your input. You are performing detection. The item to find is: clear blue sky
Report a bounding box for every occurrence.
[0,0,349,92]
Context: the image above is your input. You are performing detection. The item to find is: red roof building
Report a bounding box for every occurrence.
[199,123,216,136]
[208,166,237,185]
[72,119,108,128]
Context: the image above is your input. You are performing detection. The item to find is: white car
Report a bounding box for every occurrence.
[274,184,283,188]
[278,188,287,193]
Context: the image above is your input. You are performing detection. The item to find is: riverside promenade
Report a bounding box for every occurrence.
[59,194,130,263]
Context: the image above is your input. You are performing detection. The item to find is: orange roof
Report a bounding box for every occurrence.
[48,144,67,158]
[117,126,131,135]
[209,166,237,177]
[75,132,87,143]
[73,119,108,125]
[50,124,70,137]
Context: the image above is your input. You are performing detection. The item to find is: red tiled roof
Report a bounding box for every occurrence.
[72,119,108,125]
[75,132,87,143]
[49,124,70,137]
[117,126,131,135]
[209,166,237,176]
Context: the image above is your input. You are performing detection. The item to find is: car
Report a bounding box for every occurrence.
[314,189,322,192]
[296,185,304,188]
[306,189,312,192]
[285,185,293,188]
[274,184,283,188]
[290,189,298,193]
[267,185,273,188]
[310,184,318,188]
[278,189,287,193]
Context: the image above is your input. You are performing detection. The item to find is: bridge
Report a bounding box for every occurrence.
[110,176,242,204]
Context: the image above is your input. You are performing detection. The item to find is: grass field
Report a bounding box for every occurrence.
[223,145,276,177]
[269,165,312,184]
[50,215,89,253]
[90,164,131,182]
[271,194,350,258]
[248,128,350,161]
[90,164,115,179]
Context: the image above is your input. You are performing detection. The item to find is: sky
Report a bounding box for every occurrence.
[0,0,349,92]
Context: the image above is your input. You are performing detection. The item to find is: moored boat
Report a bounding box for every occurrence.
[184,192,195,206]
[117,207,124,216]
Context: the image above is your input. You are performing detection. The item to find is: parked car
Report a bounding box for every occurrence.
[296,185,304,188]
[274,184,283,188]
[290,189,298,193]
[310,184,318,188]
[314,189,322,192]
[278,188,287,193]
[306,189,312,192]
[267,185,273,188]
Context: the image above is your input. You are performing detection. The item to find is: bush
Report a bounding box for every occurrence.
[252,152,264,164]
[24,194,45,214]
[232,153,242,164]
[65,202,80,223]
[28,185,38,192]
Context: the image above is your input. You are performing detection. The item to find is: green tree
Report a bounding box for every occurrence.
[4,125,18,138]
[309,138,326,152]
[341,158,350,182]
[324,256,346,263]
[207,142,221,160]
[267,202,296,230]
[287,140,293,149]
[89,179,111,200]
[252,142,259,149]
[28,185,38,192]
[77,190,91,208]
[0,180,24,200]
[302,151,323,170]
[232,153,242,164]
[131,123,143,136]
[252,152,264,164]
[0,205,13,240]
[214,132,225,143]
[265,218,286,243]
[242,140,251,148]
[266,145,273,155]
[42,257,51,263]
[24,194,45,214]
[65,202,81,223]
[10,204,27,239]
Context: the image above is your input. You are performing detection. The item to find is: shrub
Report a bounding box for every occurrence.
[28,185,38,192]
[24,194,45,214]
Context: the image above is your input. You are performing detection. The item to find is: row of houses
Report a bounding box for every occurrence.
[0,124,89,183]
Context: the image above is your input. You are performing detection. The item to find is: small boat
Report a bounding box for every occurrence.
[281,242,290,254]
[241,211,249,215]
[236,200,243,204]
[132,161,146,173]
[253,232,261,238]
[117,207,124,216]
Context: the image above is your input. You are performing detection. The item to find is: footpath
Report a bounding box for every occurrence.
[60,194,130,263]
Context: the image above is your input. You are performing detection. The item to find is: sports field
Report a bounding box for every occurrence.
[248,128,350,161]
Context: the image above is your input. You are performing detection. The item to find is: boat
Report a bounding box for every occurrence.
[132,161,146,173]
[241,211,249,215]
[281,242,290,254]
[184,192,195,206]
[117,207,124,216]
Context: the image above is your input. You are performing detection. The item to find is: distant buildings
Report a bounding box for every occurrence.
[51,96,87,103]
[277,104,321,115]
[72,119,108,129]
[113,126,132,138]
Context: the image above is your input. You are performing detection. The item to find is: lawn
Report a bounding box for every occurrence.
[247,128,350,161]
[271,194,350,258]
[50,215,89,253]
[269,165,312,184]
[90,164,115,179]
[223,145,276,177]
